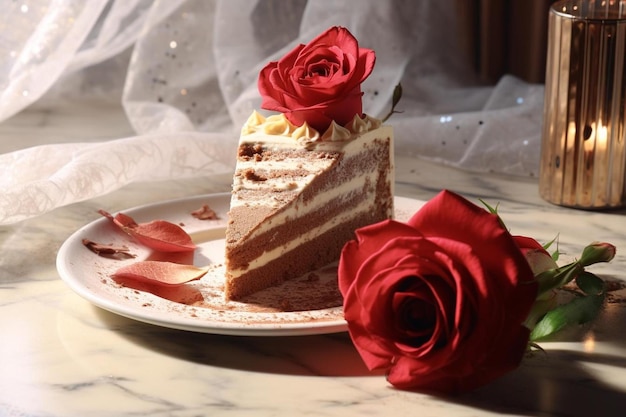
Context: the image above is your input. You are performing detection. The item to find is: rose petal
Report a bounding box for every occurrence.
[513,235,547,253]
[299,26,360,65]
[514,235,558,275]
[99,209,196,252]
[342,315,396,370]
[339,219,421,294]
[285,89,364,129]
[350,238,462,361]
[408,191,537,312]
[112,261,208,286]
[408,190,497,243]
[342,235,464,370]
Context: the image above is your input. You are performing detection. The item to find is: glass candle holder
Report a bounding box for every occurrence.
[539,0,626,209]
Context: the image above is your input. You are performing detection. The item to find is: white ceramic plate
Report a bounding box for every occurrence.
[57,193,423,336]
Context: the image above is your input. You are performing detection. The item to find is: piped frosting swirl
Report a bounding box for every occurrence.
[241,111,382,147]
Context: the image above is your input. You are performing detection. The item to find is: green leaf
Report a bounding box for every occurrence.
[543,236,557,250]
[479,199,499,215]
[478,199,509,230]
[524,295,557,329]
[535,261,582,296]
[576,271,605,295]
[530,294,604,341]
[542,235,561,262]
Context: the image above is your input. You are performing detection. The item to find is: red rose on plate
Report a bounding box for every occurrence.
[258,26,375,132]
[338,190,539,394]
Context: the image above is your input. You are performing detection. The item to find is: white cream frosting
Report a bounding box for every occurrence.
[240,111,383,147]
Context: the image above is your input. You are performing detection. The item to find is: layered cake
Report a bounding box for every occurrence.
[224,111,394,300]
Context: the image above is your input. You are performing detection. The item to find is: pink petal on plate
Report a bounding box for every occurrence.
[99,209,196,252]
[112,261,208,286]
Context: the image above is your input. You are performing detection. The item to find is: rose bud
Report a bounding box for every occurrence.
[579,242,617,267]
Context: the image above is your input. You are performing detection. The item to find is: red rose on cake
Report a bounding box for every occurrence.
[338,190,539,394]
[258,26,376,132]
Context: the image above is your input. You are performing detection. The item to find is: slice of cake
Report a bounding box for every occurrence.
[224,111,394,301]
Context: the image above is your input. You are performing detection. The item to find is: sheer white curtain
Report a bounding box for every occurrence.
[0,0,545,224]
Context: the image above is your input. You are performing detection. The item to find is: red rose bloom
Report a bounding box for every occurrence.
[258,26,375,132]
[338,190,539,394]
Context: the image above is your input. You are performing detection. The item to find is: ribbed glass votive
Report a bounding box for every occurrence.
[539,0,626,208]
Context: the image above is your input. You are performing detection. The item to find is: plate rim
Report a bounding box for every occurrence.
[56,193,421,336]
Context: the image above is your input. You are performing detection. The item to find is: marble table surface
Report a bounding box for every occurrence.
[1,101,626,417]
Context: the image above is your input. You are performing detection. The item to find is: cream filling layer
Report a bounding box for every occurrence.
[227,186,378,279]
[240,164,377,239]
[231,158,334,199]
